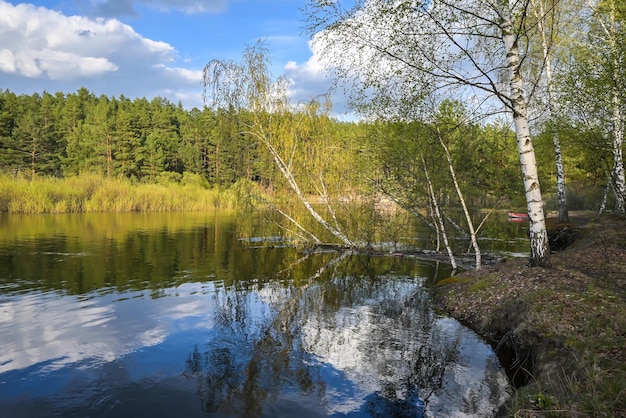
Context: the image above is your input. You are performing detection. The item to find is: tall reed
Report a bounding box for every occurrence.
[0,173,234,214]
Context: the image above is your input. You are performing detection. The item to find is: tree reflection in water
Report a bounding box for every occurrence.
[183,252,509,417]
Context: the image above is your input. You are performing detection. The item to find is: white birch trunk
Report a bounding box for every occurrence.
[599,172,612,217]
[423,155,457,270]
[437,133,481,269]
[552,130,568,221]
[611,89,625,213]
[608,1,625,213]
[262,136,356,247]
[501,4,551,267]
[428,196,442,252]
[532,0,569,222]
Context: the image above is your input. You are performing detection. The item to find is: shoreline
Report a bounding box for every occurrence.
[434,212,626,416]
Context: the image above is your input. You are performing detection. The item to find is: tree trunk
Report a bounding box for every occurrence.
[611,89,625,213]
[531,0,569,223]
[609,2,625,214]
[501,4,551,267]
[423,155,457,270]
[437,131,481,269]
[604,1,625,214]
[599,171,612,217]
[553,130,569,222]
[262,135,355,247]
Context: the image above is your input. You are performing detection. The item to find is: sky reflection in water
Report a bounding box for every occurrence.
[0,213,512,417]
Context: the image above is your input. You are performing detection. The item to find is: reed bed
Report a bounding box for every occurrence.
[0,173,236,213]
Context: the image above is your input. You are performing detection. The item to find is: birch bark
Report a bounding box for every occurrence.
[501,3,552,267]
[423,155,457,270]
[436,129,481,269]
[531,0,569,222]
[608,2,626,213]
[611,89,625,213]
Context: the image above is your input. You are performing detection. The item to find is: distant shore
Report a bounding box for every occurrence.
[0,173,236,213]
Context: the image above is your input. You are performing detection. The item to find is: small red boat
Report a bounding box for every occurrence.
[508,212,529,220]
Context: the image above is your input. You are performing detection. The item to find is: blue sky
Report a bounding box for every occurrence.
[0,0,346,112]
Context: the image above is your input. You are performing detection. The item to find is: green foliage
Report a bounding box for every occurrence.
[0,85,611,217]
[0,89,266,185]
[467,278,494,292]
[366,105,524,218]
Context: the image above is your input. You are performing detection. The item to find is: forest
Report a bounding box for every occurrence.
[0,87,610,207]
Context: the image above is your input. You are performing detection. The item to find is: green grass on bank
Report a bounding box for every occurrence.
[435,214,626,417]
[0,172,240,213]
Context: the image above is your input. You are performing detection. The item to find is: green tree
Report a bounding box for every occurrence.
[563,0,626,214]
[0,90,20,172]
[84,96,116,176]
[113,96,141,178]
[304,0,553,266]
[12,92,63,176]
[59,88,94,175]
[178,107,208,176]
[526,0,572,222]
[204,41,355,246]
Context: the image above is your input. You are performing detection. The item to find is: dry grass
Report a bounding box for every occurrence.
[435,213,626,417]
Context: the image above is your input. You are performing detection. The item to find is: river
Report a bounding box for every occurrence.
[0,211,526,417]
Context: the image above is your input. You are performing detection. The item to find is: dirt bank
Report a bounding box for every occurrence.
[434,212,626,417]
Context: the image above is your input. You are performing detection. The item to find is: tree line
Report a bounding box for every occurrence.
[0,88,269,185]
[0,86,609,208]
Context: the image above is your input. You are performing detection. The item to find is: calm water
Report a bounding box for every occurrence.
[0,212,518,418]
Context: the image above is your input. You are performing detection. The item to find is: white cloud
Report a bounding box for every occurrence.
[282,39,355,119]
[0,0,203,107]
[0,49,16,73]
[0,1,350,113]
[0,282,218,375]
[0,2,121,79]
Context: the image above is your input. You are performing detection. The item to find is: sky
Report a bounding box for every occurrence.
[0,0,348,113]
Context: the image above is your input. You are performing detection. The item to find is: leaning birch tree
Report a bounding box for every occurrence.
[203,41,355,247]
[370,120,460,268]
[305,0,552,267]
[431,102,482,268]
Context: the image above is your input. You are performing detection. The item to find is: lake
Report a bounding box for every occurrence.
[0,211,524,417]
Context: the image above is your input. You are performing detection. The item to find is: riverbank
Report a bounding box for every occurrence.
[435,212,626,417]
[0,173,238,213]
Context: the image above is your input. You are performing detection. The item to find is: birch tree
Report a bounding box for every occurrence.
[203,41,355,247]
[528,0,570,222]
[369,120,459,268]
[304,0,552,266]
[564,0,625,214]
[432,101,481,268]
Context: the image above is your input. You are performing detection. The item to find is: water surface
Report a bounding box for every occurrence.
[0,212,512,417]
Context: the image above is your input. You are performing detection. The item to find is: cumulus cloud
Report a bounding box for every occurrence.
[283,39,354,118]
[0,1,349,112]
[0,0,203,107]
[0,2,122,79]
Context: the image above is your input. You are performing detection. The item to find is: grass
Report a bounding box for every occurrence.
[0,172,239,213]
[504,276,624,417]
[434,214,626,417]
[467,277,494,292]
[436,276,472,286]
